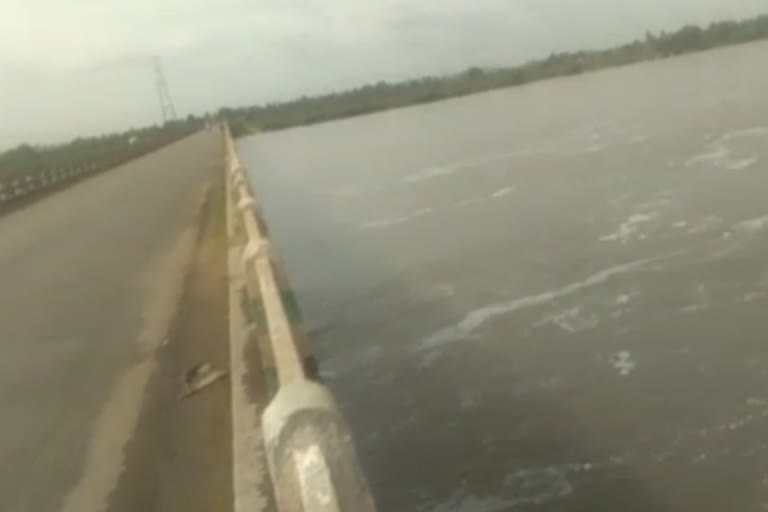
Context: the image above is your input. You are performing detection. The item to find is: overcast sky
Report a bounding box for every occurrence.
[1,0,766,149]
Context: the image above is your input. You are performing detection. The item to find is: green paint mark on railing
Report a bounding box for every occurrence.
[280,290,303,324]
[263,366,279,399]
[240,290,268,335]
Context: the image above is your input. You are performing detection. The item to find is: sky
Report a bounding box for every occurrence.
[1,0,766,149]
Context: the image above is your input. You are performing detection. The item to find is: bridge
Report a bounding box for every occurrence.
[0,127,373,512]
[5,41,768,512]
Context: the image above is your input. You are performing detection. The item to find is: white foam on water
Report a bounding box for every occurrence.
[679,303,710,314]
[608,193,632,208]
[404,166,455,184]
[317,186,360,198]
[632,400,768,468]
[615,293,637,305]
[673,221,688,229]
[734,215,768,233]
[357,207,434,230]
[582,144,606,153]
[357,216,409,230]
[323,345,383,374]
[403,149,541,184]
[636,191,673,212]
[739,292,767,303]
[418,253,680,350]
[538,376,563,390]
[456,196,484,207]
[412,283,457,301]
[502,466,574,505]
[686,215,723,234]
[421,492,521,512]
[720,126,768,140]
[417,350,442,369]
[599,223,634,243]
[746,397,768,408]
[692,453,708,463]
[422,458,627,512]
[629,134,649,144]
[600,212,658,243]
[684,144,730,167]
[682,127,765,171]
[725,157,758,170]
[629,212,656,223]
[457,390,479,410]
[490,186,515,199]
[611,351,636,376]
[411,207,433,216]
[710,413,758,434]
[534,306,599,333]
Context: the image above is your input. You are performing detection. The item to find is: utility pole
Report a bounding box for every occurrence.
[153,56,177,124]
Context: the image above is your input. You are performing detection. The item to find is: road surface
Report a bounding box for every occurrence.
[239,41,768,512]
[0,131,221,512]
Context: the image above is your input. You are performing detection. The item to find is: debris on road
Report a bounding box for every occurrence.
[180,361,228,399]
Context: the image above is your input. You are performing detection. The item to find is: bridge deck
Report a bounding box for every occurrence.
[0,131,227,511]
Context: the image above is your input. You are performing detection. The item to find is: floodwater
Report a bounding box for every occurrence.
[239,41,768,512]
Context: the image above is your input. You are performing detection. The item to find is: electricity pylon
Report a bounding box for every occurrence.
[153,56,177,124]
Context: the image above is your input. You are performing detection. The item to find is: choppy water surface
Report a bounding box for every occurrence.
[239,41,768,512]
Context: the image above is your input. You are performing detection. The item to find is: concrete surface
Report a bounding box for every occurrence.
[226,155,276,512]
[0,131,222,512]
[238,41,768,512]
[107,176,233,512]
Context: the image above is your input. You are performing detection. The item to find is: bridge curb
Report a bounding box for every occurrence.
[225,135,275,512]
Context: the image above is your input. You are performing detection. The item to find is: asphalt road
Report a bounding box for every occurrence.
[0,131,221,512]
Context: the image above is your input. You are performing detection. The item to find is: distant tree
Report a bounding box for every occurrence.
[465,67,485,80]
[6,12,768,173]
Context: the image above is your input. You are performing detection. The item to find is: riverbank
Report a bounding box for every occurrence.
[226,13,768,136]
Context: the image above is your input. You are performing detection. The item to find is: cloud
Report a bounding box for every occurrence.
[1,0,767,147]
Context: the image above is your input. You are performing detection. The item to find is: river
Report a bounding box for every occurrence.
[238,41,768,512]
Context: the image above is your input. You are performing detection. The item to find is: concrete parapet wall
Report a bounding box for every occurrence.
[223,124,376,512]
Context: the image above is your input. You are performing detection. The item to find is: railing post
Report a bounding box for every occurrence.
[263,381,377,512]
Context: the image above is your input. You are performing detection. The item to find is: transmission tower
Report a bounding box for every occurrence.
[153,56,177,123]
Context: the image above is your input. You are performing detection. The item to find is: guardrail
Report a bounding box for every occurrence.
[0,164,95,211]
[0,130,196,214]
[223,124,377,512]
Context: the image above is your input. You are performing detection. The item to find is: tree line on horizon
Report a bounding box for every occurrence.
[222,13,768,136]
[0,117,203,181]
[3,13,767,180]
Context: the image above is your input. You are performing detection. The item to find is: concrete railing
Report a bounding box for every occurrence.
[0,164,95,211]
[0,130,196,215]
[223,124,377,512]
